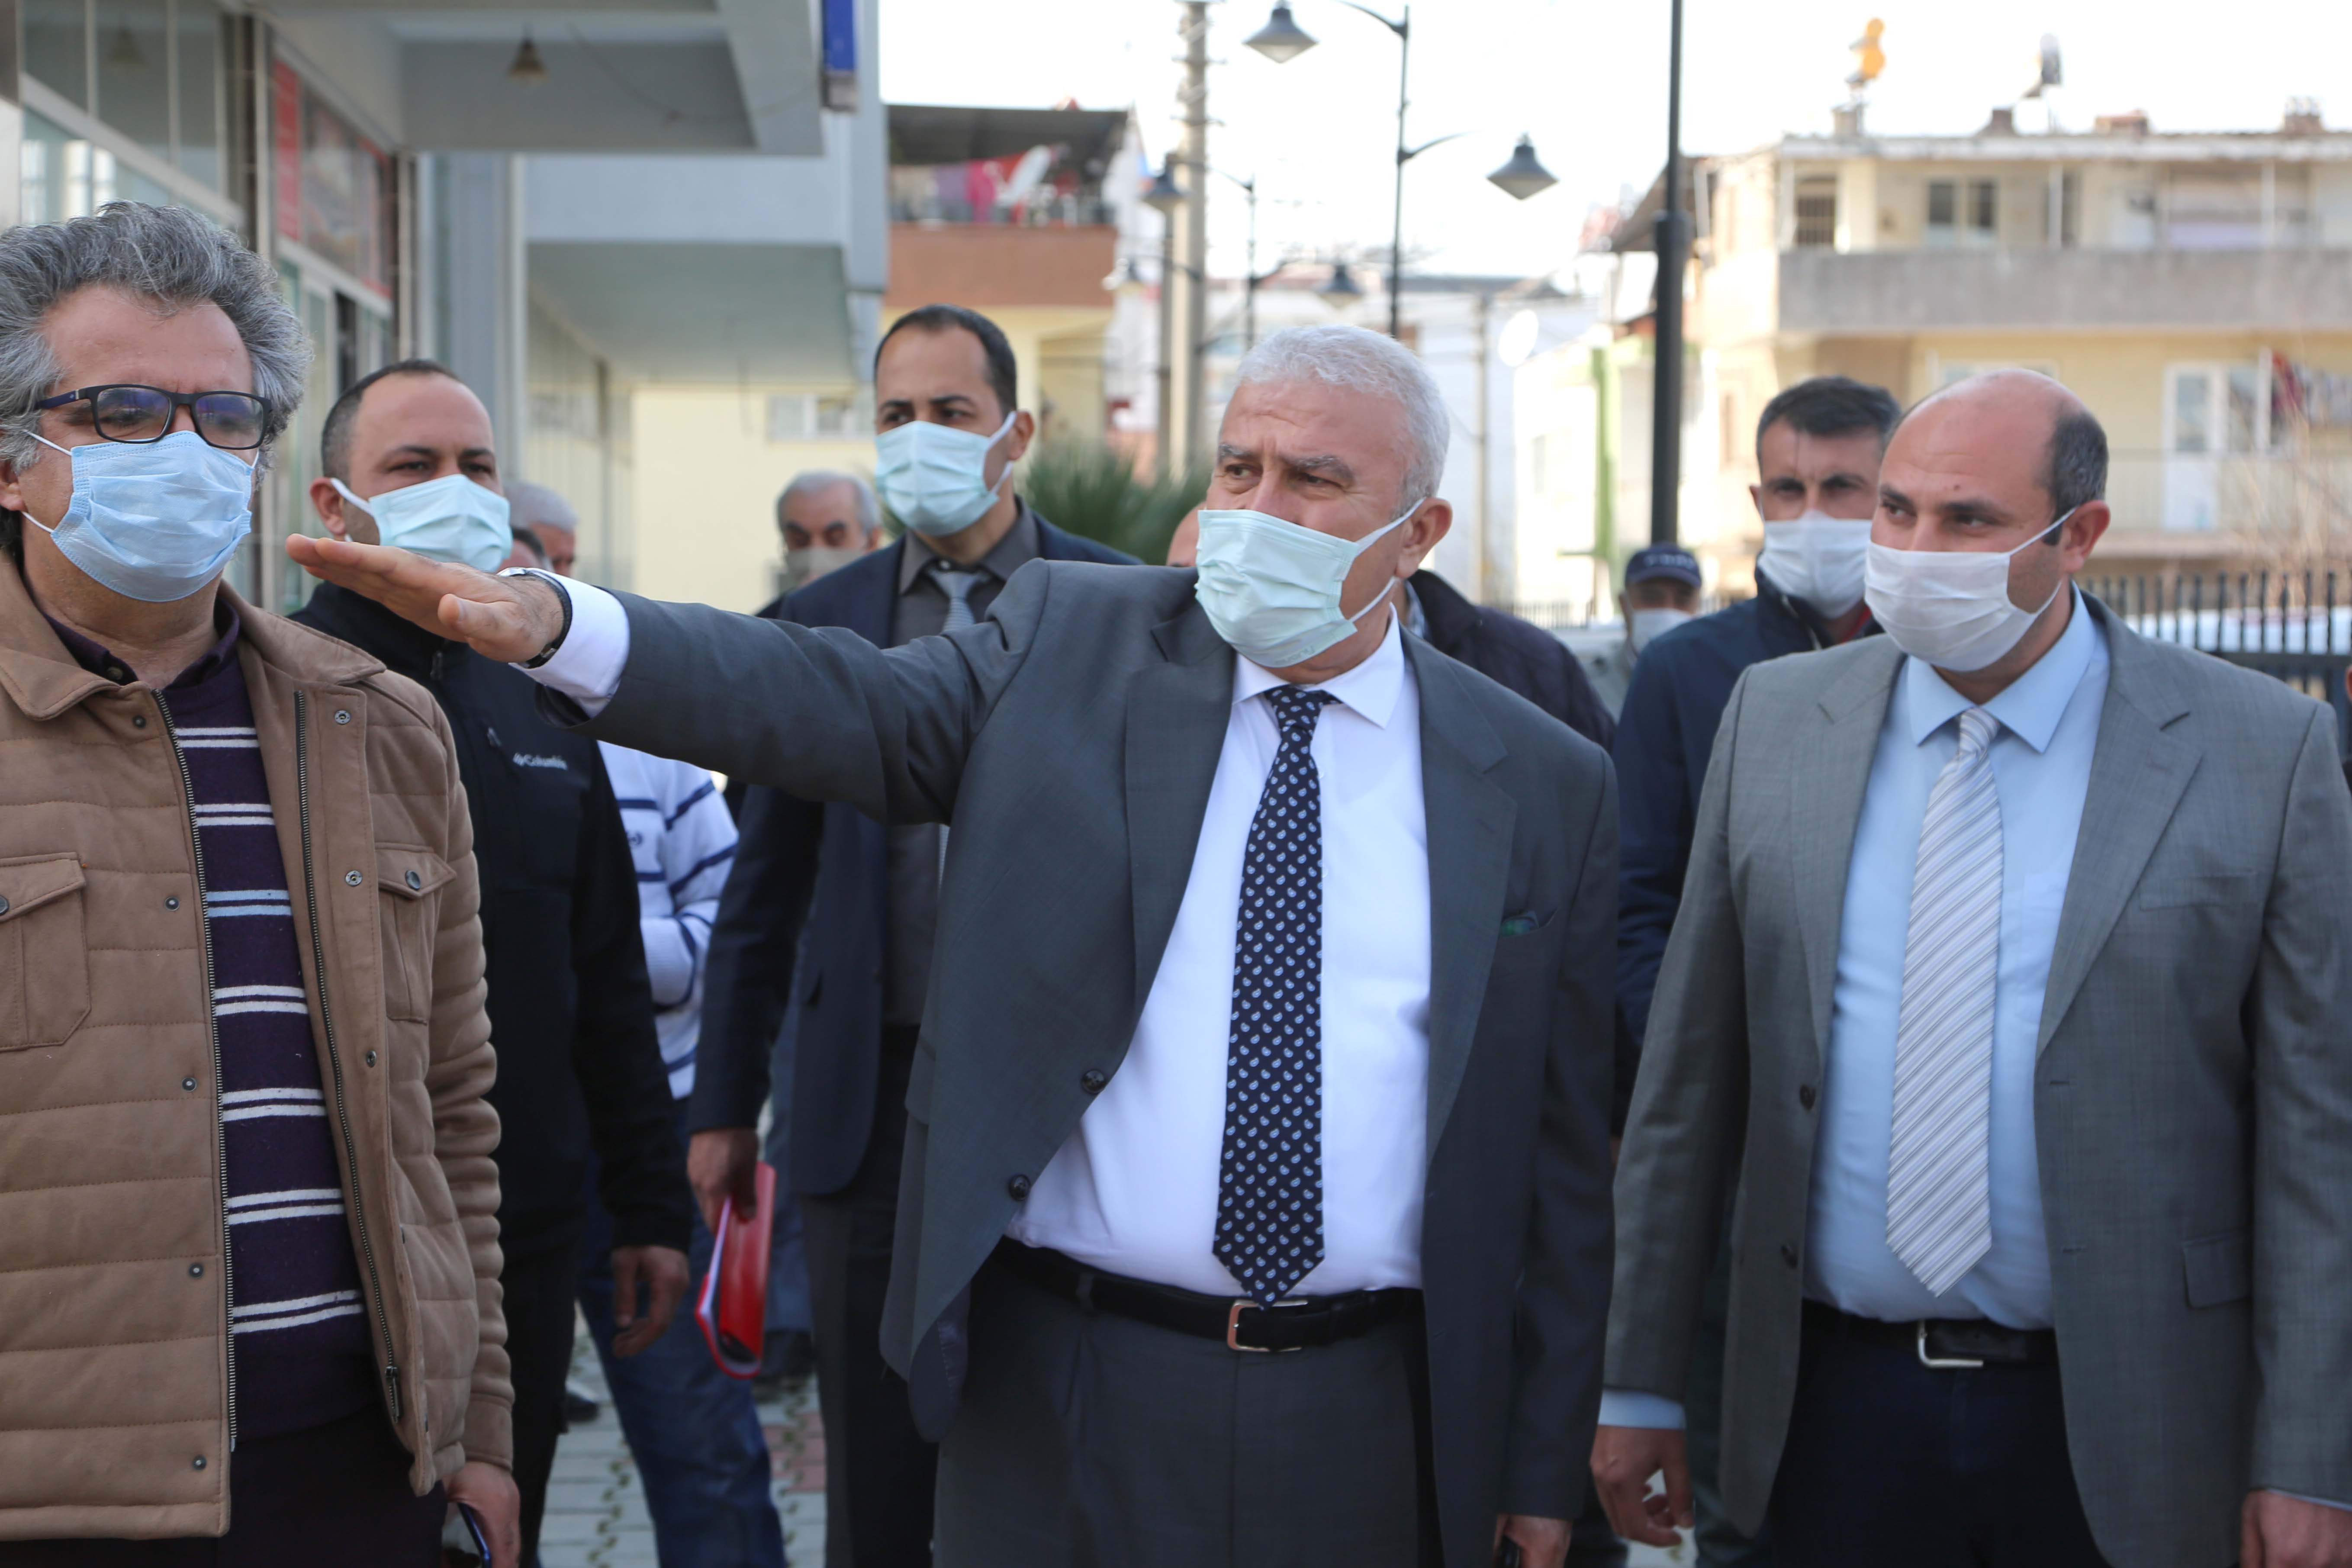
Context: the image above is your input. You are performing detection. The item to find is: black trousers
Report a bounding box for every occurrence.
[502,1237,583,1568]
[1766,1310,2110,1568]
[0,1406,444,1566]
[802,1038,936,1568]
[935,1257,1441,1568]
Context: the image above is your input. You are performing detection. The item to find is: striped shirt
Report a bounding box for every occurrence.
[50,609,376,1440]
[599,743,737,1098]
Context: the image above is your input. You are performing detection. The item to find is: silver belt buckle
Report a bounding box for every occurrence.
[1226,1298,1308,1353]
[1916,1321,1985,1370]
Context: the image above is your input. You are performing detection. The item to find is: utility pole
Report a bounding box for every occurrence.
[1649,0,1689,547]
[1385,3,1411,340]
[1168,1,1212,472]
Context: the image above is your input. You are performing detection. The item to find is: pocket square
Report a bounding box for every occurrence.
[1499,909,1553,937]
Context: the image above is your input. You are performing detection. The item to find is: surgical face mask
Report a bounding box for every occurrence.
[1863,509,2075,673]
[331,473,512,573]
[781,544,866,593]
[875,413,1016,538]
[1757,510,1872,617]
[26,430,255,603]
[1628,607,1694,656]
[1194,504,1416,669]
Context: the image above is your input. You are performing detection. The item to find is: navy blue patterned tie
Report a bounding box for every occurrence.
[1215,684,1335,1306]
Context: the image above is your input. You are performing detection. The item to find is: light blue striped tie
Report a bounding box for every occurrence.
[1886,705,2003,1297]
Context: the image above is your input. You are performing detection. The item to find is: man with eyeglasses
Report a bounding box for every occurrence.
[0,205,520,1561]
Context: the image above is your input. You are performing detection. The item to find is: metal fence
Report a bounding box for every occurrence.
[1504,570,2352,736]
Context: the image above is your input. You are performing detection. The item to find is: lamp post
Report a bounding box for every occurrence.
[1651,0,1689,546]
[1249,4,1554,343]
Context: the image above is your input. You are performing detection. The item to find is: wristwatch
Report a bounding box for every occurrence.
[497,567,573,669]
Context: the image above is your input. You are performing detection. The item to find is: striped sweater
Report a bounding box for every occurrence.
[51,610,377,1440]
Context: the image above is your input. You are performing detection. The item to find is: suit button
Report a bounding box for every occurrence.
[1006,1174,1032,1201]
[1798,1085,1817,1111]
[365,1050,378,1067]
[0,896,8,915]
[1080,1069,1107,1095]
[1780,1242,1800,1269]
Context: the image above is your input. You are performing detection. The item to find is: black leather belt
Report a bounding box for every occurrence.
[1803,1300,2057,1368]
[993,1240,1421,1353]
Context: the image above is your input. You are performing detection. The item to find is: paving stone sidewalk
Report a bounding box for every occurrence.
[537,1319,1684,1567]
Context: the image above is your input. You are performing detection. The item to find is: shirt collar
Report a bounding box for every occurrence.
[1232,606,1407,730]
[1904,586,2099,755]
[44,598,242,692]
[897,499,1040,594]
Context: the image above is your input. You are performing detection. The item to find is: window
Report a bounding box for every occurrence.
[766,393,865,442]
[19,110,174,224]
[22,0,225,190]
[1793,175,1838,248]
[1926,179,1998,248]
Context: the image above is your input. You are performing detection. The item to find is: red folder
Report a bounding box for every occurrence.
[695,1160,777,1378]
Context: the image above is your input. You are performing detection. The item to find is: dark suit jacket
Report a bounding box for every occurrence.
[563,563,1618,1568]
[1411,569,1614,751]
[692,518,1136,1195]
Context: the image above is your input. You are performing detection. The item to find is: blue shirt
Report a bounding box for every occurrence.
[1806,592,2107,1327]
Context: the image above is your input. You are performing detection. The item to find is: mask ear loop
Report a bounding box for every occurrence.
[1337,500,1423,625]
[980,411,1020,502]
[328,477,378,517]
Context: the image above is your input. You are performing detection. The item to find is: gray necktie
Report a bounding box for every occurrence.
[936,563,981,631]
[1886,705,2003,1297]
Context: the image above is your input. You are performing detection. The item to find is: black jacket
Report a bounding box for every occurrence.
[692,518,1137,1195]
[296,582,690,1256]
[1612,573,1873,1127]
[1410,570,1614,750]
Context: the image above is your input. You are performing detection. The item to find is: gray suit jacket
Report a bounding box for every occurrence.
[1606,596,2352,1568]
[567,562,1619,1567]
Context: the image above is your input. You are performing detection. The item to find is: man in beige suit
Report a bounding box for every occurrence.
[1594,372,2352,1568]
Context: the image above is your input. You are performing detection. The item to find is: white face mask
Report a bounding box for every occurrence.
[1862,509,2075,673]
[875,413,1016,538]
[1757,510,1872,617]
[781,544,867,593]
[1193,504,1415,669]
[1628,607,1694,656]
[332,474,512,573]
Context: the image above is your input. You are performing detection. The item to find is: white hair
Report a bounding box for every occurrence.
[1231,324,1449,511]
[776,469,881,535]
[505,479,578,534]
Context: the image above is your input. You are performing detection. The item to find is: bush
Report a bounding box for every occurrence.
[1019,442,1210,565]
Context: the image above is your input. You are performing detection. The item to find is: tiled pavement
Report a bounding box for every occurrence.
[537,1318,1683,1567]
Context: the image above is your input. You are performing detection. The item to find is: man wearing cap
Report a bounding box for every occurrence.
[1604,375,1898,1567]
[1581,544,1703,717]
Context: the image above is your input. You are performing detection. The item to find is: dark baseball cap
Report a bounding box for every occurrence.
[1625,543,1702,589]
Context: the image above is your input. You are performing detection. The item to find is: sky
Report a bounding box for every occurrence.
[879,0,2352,282]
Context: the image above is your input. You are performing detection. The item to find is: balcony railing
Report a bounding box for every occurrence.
[1774,246,2352,332]
[890,194,1115,228]
[2102,449,2352,539]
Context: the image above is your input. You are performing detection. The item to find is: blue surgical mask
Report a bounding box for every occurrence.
[332,473,512,573]
[26,430,255,603]
[1193,504,1416,669]
[875,413,1016,537]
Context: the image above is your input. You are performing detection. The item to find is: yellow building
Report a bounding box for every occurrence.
[1558,100,2352,592]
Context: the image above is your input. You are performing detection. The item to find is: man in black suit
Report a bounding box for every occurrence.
[692,304,1135,1568]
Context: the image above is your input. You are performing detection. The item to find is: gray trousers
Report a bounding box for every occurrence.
[936,1260,1441,1568]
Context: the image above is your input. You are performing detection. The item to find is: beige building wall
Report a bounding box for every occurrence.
[627,385,872,613]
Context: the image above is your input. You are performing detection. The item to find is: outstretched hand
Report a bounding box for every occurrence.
[285,534,563,666]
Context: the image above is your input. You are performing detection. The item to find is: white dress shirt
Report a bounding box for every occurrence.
[1012,613,1432,1296]
[523,576,1436,1297]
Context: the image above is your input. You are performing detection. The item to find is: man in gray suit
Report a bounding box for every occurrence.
[291,324,1617,1568]
[1591,370,2352,1568]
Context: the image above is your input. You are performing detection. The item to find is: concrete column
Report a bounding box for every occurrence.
[0,0,22,229]
[436,152,528,464]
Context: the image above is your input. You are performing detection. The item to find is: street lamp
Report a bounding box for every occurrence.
[1319,261,1364,305]
[1487,135,1557,201]
[1244,3,1319,63]
[1144,156,1187,215]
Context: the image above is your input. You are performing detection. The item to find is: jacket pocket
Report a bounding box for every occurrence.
[2181,1228,2252,1308]
[377,846,455,1024]
[0,853,92,1051]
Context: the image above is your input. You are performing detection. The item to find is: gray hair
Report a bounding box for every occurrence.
[507,479,579,534]
[1231,324,1450,511]
[776,469,881,535]
[0,203,309,552]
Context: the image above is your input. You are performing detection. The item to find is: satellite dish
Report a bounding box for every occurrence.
[1498,309,1542,368]
[2039,35,2062,89]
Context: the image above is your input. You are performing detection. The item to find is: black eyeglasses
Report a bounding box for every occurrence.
[33,384,270,451]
